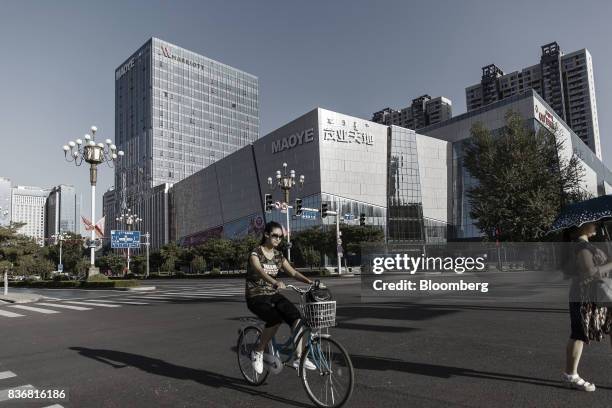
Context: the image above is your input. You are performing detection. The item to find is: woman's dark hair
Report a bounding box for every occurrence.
[260,221,284,245]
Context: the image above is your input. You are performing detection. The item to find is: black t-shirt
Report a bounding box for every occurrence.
[245,246,285,298]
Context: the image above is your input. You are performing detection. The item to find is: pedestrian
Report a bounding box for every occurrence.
[245,221,316,374]
[563,222,612,391]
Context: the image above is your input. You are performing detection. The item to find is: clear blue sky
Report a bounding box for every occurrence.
[1,0,611,232]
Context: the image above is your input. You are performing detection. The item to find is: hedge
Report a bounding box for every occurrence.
[9,280,140,289]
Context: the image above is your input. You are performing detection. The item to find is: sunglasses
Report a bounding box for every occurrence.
[270,233,283,239]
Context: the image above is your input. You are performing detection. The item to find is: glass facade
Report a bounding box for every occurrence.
[113,37,259,248]
[387,127,425,242]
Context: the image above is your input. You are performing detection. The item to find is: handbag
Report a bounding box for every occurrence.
[589,278,612,305]
[305,281,333,303]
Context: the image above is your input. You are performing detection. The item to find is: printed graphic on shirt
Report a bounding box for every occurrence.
[245,247,285,298]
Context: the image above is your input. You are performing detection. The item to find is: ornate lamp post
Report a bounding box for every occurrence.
[50,232,69,273]
[63,126,123,277]
[0,207,8,295]
[267,163,304,261]
[116,208,142,275]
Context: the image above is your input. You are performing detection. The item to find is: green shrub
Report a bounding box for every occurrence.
[211,267,221,275]
[86,274,109,282]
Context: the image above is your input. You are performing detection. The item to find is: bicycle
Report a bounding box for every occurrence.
[236,282,354,408]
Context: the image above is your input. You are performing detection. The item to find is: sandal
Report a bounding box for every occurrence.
[562,373,596,392]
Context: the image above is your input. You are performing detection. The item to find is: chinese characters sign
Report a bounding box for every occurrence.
[322,118,374,146]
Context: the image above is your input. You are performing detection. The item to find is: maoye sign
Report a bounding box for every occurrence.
[115,58,135,80]
[271,128,315,154]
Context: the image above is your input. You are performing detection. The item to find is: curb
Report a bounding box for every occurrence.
[120,286,156,292]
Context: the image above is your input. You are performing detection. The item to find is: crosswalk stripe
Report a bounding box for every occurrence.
[42,405,64,408]
[9,305,60,314]
[156,290,243,294]
[0,384,36,402]
[0,309,24,318]
[36,303,92,311]
[63,301,121,308]
[0,371,16,380]
[149,294,237,299]
[89,300,149,305]
[125,296,171,300]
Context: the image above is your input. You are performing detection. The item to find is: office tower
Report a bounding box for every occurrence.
[372,95,452,130]
[465,42,601,159]
[11,185,49,244]
[45,184,79,238]
[110,37,260,248]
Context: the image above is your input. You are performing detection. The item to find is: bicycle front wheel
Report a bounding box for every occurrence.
[301,336,354,408]
[237,326,269,385]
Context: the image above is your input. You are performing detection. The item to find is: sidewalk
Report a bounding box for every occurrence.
[0,292,45,304]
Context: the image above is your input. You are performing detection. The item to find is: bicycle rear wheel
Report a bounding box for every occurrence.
[301,336,354,408]
[237,326,269,385]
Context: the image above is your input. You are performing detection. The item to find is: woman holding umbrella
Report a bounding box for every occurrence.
[562,222,612,392]
[550,196,612,391]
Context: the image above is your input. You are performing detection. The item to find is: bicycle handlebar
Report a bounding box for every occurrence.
[286,284,310,294]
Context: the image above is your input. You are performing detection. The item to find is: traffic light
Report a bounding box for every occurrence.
[321,202,328,218]
[295,198,303,216]
[359,213,366,226]
[265,194,273,213]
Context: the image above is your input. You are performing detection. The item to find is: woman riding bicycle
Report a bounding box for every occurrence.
[245,221,315,374]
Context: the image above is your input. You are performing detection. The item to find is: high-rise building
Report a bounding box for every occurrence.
[108,37,260,248]
[465,42,601,159]
[372,95,452,130]
[11,185,49,244]
[45,184,79,239]
[0,177,11,227]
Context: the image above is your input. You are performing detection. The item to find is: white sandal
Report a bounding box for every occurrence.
[562,373,596,392]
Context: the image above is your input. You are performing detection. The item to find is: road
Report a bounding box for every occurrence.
[1,274,612,407]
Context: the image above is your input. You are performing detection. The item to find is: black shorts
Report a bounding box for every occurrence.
[569,302,588,342]
[247,293,301,328]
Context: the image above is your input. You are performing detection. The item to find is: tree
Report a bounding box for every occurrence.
[301,246,321,269]
[197,238,234,270]
[161,256,176,272]
[46,233,86,273]
[463,110,588,241]
[96,254,125,275]
[191,255,207,274]
[231,235,260,270]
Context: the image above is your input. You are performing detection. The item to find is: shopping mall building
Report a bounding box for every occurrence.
[167,90,612,246]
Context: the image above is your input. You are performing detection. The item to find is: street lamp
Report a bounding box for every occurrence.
[63,126,123,277]
[50,232,69,273]
[0,207,9,294]
[267,163,304,261]
[116,208,142,275]
[0,206,8,223]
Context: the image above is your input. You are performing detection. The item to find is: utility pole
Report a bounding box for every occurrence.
[144,232,150,278]
[321,200,342,275]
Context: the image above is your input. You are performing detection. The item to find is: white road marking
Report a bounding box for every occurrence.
[0,309,24,318]
[89,299,149,305]
[63,301,121,308]
[9,305,60,314]
[0,384,36,402]
[0,371,16,380]
[36,303,92,311]
[42,405,65,408]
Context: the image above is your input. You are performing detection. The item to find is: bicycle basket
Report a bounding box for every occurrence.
[299,301,336,329]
